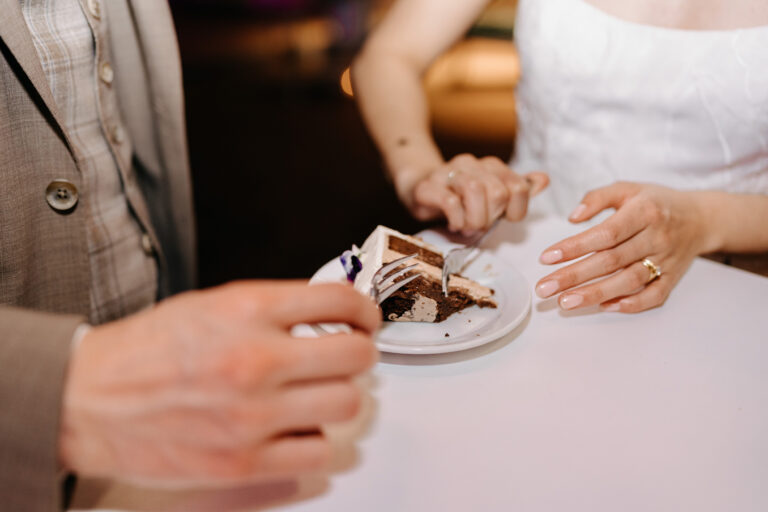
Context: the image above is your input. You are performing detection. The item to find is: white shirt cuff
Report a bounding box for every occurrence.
[70,323,92,352]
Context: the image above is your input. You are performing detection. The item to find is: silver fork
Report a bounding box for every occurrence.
[311,254,418,337]
[370,253,419,304]
[441,219,501,295]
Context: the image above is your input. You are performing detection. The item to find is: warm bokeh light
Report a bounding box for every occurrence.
[340,67,354,97]
[424,38,519,141]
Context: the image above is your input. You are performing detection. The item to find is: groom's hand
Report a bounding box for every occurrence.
[59,281,380,486]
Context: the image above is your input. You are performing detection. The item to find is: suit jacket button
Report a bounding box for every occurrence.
[45,180,79,213]
[99,61,114,85]
[141,233,154,256]
[109,124,125,145]
[87,0,101,19]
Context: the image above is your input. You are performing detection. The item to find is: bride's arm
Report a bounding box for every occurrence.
[352,0,547,232]
[695,191,768,253]
[353,0,486,192]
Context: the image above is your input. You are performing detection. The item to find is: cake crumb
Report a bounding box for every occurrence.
[444,333,450,338]
[467,319,472,323]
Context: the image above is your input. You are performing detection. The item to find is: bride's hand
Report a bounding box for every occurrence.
[535,182,713,313]
[402,154,548,234]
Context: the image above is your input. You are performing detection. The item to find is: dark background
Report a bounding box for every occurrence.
[170,1,516,286]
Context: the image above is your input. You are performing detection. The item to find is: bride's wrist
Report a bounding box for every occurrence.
[691,191,726,255]
[389,164,437,206]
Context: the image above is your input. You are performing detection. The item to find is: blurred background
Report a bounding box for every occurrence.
[170,0,520,286]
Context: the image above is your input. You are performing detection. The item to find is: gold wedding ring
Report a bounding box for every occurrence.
[642,258,662,283]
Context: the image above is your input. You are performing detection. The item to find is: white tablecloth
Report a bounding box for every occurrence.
[73,214,768,512]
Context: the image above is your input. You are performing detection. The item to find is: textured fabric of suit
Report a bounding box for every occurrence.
[0,0,196,509]
[20,0,159,324]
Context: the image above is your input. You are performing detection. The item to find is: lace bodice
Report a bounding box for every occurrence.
[512,0,768,215]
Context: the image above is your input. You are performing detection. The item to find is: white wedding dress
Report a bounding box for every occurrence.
[511,0,768,216]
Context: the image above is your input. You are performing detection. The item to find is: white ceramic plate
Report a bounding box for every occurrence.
[308,240,531,355]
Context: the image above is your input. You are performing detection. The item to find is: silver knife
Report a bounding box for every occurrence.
[441,218,501,295]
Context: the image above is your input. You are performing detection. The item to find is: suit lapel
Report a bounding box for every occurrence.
[124,0,198,290]
[0,0,75,155]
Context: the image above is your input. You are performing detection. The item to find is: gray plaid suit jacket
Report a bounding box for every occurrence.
[0,1,196,509]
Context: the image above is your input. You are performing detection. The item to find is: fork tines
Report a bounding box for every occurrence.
[372,253,419,304]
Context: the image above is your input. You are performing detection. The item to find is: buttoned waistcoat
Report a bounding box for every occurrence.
[0,1,197,509]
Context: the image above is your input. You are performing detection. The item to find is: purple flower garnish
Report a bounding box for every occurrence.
[340,249,363,283]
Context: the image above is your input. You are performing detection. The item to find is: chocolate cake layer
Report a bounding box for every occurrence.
[381,274,496,323]
[387,236,444,267]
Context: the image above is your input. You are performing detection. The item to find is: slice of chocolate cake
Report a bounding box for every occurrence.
[347,226,496,322]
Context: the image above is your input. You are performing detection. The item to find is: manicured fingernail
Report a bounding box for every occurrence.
[540,249,562,264]
[559,294,583,310]
[601,303,621,312]
[569,203,587,221]
[535,280,559,298]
